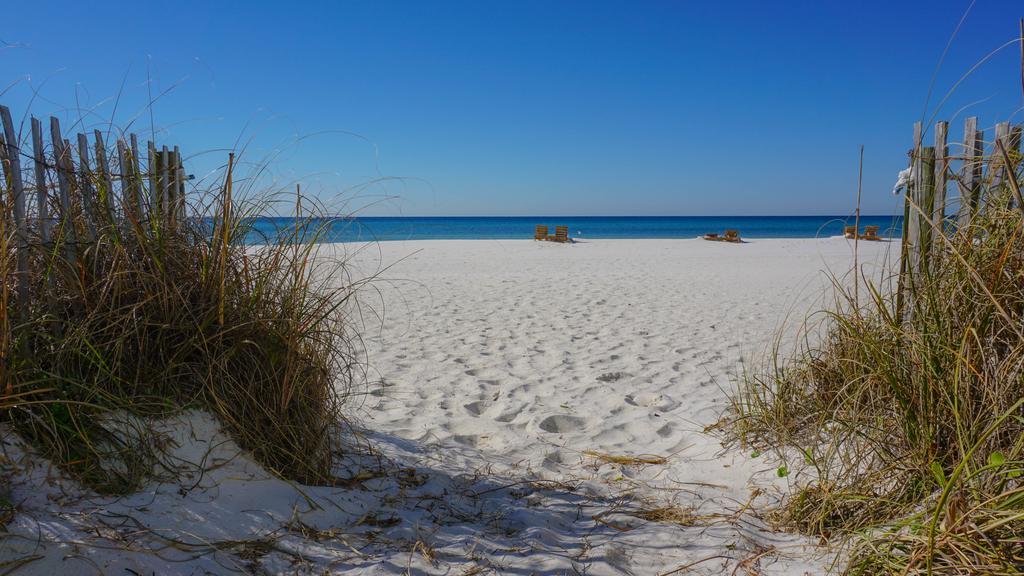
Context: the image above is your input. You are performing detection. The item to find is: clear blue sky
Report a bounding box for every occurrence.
[2,1,1022,216]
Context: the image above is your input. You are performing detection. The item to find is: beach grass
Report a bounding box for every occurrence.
[0,149,362,492]
[730,182,1024,573]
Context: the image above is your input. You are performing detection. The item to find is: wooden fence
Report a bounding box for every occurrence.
[899,116,1022,318]
[0,104,189,312]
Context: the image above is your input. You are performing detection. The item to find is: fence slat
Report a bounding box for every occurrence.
[51,132,71,216]
[918,146,937,272]
[148,141,158,219]
[933,121,948,249]
[171,146,182,229]
[958,117,981,229]
[176,146,185,222]
[93,130,114,219]
[0,106,29,314]
[1010,126,1022,209]
[116,138,131,221]
[49,118,77,263]
[160,145,170,224]
[31,118,50,243]
[899,122,922,322]
[0,132,8,192]
[991,121,1010,201]
[908,123,922,275]
[130,134,142,217]
[76,133,97,239]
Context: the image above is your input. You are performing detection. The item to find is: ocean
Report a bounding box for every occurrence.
[245,215,902,243]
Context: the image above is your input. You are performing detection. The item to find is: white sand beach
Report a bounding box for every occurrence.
[1,237,895,575]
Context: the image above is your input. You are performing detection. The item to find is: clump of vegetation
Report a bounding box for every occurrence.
[0,120,362,493]
[731,159,1024,572]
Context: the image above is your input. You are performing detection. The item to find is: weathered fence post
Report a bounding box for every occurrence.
[1009,126,1022,209]
[958,117,982,229]
[918,146,937,273]
[130,134,142,218]
[899,122,922,322]
[50,117,78,264]
[76,133,97,240]
[0,106,29,316]
[0,132,9,382]
[991,122,1010,202]
[116,138,131,220]
[148,141,158,222]
[996,135,1024,216]
[933,121,948,250]
[160,145,170,227]
[171,146,182,229]
[93,130,114,220]
[30,118,50,244]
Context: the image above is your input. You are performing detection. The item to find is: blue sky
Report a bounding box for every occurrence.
[2,1,1022,216]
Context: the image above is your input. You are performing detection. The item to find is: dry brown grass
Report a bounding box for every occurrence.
[583,450,668,466]
[0,133,363,492]
[731,186,1024,573]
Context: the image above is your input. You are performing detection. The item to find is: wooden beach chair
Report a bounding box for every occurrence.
[552,225,570,243]
[844,226,857,239]
[702,231,742,243]
[862,225,880,241]
[535,224,549,241]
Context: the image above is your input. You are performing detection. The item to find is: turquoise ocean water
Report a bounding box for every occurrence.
[245,215,901,243]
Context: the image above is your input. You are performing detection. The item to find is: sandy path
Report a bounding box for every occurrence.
[347,237,895,574]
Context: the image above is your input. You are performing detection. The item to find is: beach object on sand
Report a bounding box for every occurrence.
[534,224,572,243]
[861,225,881,241]
[845,225,882,241]
[702,230,742,243]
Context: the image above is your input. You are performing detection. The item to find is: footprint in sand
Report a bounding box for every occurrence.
[494,403,526,423]
[538,414,586,433]
[542,450,571,468]
[596,371,629,383]
[452,434,478,447]
[624,392,678,411]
